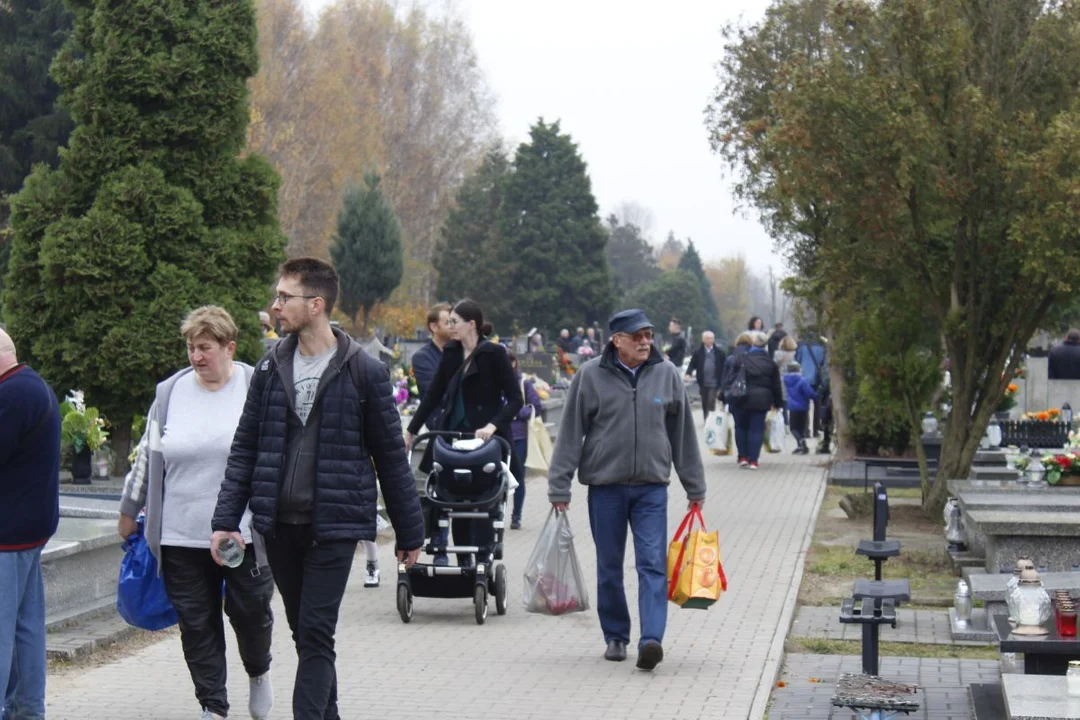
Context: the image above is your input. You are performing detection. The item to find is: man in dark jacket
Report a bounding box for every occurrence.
[666,318,687,368]
[411,302,452,429]
[212,259,424,720]
[0,328,60,720]
[685,330,727,421]
[1049,329,1080,380]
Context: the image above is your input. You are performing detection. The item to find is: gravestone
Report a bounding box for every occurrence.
[517,352,557,385]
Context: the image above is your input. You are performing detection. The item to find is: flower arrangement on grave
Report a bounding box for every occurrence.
[557,348,576,376]
[1023,408,1062,422]
[1040,451,1080,485]
[59,391,109,455]
[996,383,1020,413]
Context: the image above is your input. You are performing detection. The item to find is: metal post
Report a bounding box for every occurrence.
[862,622,880,676]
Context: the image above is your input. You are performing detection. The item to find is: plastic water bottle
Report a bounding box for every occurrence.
[218,538,245,568]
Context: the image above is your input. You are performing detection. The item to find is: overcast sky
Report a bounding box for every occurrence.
[299,0,780,272]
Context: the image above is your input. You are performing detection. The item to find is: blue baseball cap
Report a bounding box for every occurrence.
[608,309,653,335]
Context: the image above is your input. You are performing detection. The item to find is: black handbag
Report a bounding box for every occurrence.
[726,356,748,402]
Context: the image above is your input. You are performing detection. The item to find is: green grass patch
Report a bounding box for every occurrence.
[784,637,1000,660]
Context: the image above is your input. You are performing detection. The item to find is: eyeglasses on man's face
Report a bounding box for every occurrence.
[619,330,654,343]
[271,292,318,306]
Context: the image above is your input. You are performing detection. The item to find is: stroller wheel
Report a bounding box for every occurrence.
[474,585,488,625]
[397,584,413,624]
[494,564,507,616]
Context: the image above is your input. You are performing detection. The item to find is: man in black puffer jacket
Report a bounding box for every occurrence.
[212,258,424,720]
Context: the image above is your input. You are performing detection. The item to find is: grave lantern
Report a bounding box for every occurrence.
[1011,567,1052,635]
[1026,454,1046,487]
[943,497,966,550]
[953,580,972,628]
[986,417,1002,448]
[921,411,939,436]
[1064,402,1074,426]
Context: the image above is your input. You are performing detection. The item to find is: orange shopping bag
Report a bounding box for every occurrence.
[667,506,727,609]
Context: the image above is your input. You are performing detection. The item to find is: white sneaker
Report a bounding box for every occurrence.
[364,561,380,588]
[201,710,225,720]
[249,670,273,720]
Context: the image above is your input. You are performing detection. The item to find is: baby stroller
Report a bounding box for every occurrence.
[397,431,510,625]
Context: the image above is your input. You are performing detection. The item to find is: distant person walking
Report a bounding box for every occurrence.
[1049,329,1080,380]
[665,318,687,368]
[748,316,764,332]
[548,309,705,671]
[685,330,726,422]
[508,351,543,530]
[767,322,788,359]
[0,328,60,720]
[783,362,818,455]
[119,306,275,720]
[725,330,783,469]
[411,302,453,428]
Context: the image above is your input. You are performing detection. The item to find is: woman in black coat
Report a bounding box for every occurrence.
[405,299,523,565]
[724,330,783,469]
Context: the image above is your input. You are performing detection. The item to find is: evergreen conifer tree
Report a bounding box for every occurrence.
[436,147,513,328]
[331,171,404,335]
[0,0,75,306]
[501,120,613,333]
[3,0,286,469]
[677,239,720,332]
[0,0,73,194]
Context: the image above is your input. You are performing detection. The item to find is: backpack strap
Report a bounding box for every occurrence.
[344,349,368,405]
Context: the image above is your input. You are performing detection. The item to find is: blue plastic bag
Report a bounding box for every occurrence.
[116,517,177,631]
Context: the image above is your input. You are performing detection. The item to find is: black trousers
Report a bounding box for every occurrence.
[160,545,274,717]
[790,410,810,446]
[700,386,719,421]
[265,523,356,720]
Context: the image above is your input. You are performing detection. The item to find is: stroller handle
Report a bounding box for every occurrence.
[416,431,512,510]
[411,430,512,461]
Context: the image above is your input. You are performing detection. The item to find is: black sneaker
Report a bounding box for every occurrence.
[636,640,664,670]
[510,520,521,530]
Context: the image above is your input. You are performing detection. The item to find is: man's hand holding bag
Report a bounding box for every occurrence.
[667,506,727,609]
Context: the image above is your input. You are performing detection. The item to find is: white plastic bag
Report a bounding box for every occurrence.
[764,410,786,453]
[522,509,590,615]
[704,411,732,456]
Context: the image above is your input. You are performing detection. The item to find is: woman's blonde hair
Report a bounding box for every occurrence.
[181,306,238,346]
[749,330,769,348]
[735,332,753,347]
[780,335,798,352]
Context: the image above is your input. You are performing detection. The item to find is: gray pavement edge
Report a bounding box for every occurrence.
[747,467,827,720]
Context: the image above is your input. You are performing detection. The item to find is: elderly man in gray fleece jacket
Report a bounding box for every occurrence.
[548,308,706,671]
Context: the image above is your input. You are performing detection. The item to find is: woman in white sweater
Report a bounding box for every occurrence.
[118,306,274,720]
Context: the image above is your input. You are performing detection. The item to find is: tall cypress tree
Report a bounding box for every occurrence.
[3,0,286,469]
[501,120,613,333]
[436,146,513,329]
[331,171,404,335]
[677,239,719,332]
[0,0,75,307]
[0,0,73,194]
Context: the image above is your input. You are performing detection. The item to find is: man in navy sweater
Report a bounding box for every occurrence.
[0,328,61,718]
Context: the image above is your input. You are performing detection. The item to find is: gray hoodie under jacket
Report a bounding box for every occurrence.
[547,343,706,504]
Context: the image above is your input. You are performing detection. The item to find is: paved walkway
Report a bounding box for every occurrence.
[45,443,826,720]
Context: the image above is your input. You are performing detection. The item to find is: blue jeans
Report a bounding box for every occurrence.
[732,406,767,462]
[0,547,46,720]
[587,484,668,649]
[511,438,528,522]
